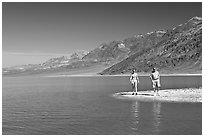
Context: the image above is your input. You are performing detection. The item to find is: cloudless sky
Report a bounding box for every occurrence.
[2,2,202,67]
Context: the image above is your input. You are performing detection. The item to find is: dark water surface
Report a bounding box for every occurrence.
[2,75,202,135]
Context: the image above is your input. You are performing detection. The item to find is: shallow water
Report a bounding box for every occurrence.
[2,75,202,135]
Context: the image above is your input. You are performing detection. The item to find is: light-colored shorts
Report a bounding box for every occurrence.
[152,79,161,88]
[131,80,138,87]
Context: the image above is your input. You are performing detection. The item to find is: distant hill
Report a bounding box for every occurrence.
[3,17,202,76]
[3,51,89,76]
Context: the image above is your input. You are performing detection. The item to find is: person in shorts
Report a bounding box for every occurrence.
[130,69,139,95]
[150,68,161,96]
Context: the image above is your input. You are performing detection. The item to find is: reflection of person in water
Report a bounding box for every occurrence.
[130,101,162,134]
[152,102,161,133]
[131,101,140,131]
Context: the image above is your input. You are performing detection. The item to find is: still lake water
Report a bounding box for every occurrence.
[2,75,202,135]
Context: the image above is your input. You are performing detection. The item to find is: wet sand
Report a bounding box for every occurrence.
[114,88,202,103]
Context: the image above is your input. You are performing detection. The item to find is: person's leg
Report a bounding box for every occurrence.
[154,88,157,96]
[156,80,160,96]
[156,86,160,96]
[132,82,135,95]
[132,83,134,92]
[135,82,138,95]
[153,81,157,96]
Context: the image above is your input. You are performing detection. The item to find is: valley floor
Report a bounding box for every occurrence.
[46,68,202,77]
[3,65,202,77]
[48,65,202,76]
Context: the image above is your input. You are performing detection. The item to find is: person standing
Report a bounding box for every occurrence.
[150,68,161,96]
[130,69,139,95]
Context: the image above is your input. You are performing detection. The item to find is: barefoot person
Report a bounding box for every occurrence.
[150,68,161,96]
[130,69,139,95]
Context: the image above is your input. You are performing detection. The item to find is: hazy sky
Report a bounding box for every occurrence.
[2,2,202,67]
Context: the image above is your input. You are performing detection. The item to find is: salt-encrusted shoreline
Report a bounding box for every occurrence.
[114,88,202,103]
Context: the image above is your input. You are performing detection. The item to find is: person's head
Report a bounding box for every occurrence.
[132,69,136,74]
[152,67,156,72]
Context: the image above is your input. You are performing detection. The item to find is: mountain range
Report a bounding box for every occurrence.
[3,17,202,76]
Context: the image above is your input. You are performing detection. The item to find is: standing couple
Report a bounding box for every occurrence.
[130,68,161,96]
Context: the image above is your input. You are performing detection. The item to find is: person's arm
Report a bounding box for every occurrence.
[137,75,139,83]
[150,74,153,82]
[130,75,133,82]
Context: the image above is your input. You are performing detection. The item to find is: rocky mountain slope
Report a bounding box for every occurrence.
[101,17,202,74]
[3,17,202,76]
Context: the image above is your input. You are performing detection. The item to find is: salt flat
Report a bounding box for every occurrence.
[114,88,202,103]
